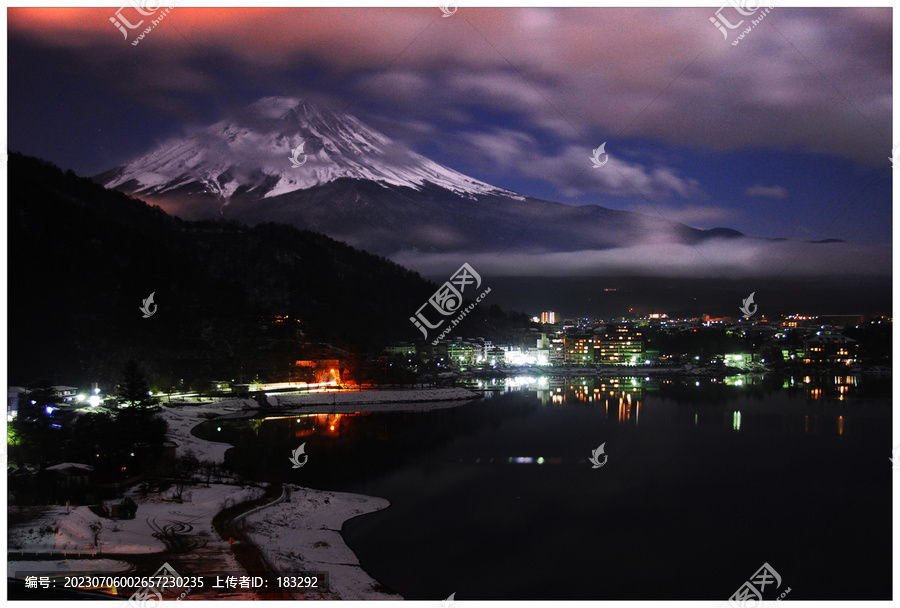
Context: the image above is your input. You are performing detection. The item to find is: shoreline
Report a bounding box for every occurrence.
[240,484,404,600]
[158,396,418,599]
[10,393,411,600]
[217,398,481,420]
[266,386,479,407]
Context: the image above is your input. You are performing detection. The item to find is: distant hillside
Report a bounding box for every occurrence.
[9,153,527,386]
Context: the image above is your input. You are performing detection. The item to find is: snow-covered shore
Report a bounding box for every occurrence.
[154,398,408,598]
[158,389,479,462]
[270,387,478,408]
[7,481,404,598]
[158,399,258,464]
[241,484,403,600]
[32,392,457,599]
[8,484,264,554]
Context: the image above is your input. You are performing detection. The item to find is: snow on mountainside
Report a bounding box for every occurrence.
[102,96,522,201]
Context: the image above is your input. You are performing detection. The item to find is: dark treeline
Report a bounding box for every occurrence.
[8,153,528,388]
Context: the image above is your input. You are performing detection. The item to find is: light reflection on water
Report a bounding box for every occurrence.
[204,372,890,599]
[235,374,881,443]
[209,375,885,462]
[465,373,877,435]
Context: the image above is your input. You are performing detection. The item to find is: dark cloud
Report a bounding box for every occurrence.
[9,7,890,165]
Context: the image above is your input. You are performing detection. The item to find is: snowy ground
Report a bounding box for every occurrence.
[242,484,403,600]
[158,399,257,464]
[271,387,478,408]
[9,395,433,600]
[154,397,427,599]
[8,484,264,554]
[160,391,479,461]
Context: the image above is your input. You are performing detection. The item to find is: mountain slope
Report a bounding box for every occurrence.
[11,153,527,385]
[96,97,743,256]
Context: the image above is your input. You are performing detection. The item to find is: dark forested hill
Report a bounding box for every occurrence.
[9,153,527,387]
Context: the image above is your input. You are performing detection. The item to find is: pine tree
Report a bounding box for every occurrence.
[118,359,150,407]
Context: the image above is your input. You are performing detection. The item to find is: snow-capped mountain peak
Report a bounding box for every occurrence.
[102,96,519,201]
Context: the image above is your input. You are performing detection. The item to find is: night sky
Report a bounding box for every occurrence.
[7,6,893,275]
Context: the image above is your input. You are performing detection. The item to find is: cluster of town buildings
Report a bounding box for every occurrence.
[384,311,878,369]
[8,313,883,421]
[387,325,645,367]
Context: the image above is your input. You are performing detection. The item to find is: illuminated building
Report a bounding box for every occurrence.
[294,359,343,383]
[723,353,751,367]
[448,340,477,366]
[526,347,550,365]
[596,326,643,365]
[383,342,417,357]
[7,387,25,421]
[540,311,557,324]
[803,334,858,365]
[51,386,78,402]
[549,336,566,365]
[487,346,506,365]
[564,333,594,364]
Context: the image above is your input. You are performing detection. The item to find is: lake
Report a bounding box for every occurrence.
[197,373,891,600]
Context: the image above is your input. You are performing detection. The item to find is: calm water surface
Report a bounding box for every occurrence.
[198,374,891,600]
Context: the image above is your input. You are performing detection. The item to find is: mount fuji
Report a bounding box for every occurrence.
[97,96,742,256]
